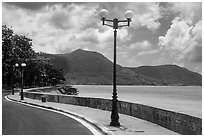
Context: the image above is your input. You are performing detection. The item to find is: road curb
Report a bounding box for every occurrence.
[6,95,112,135]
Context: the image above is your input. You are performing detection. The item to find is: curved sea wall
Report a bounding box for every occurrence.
[23,89,201,135]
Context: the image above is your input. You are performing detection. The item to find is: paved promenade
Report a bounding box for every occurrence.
[7,93,179,135]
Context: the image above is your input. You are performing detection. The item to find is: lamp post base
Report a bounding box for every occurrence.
[110,121,120,127]
[20,92,24,100]
[110,95,120,127]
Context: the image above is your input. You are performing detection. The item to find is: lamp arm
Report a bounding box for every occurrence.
[118,20,128,22]
[104,24,114,27]
[118,18,131,27]
[103,19,113,22]
[101,18,113,26]
[118,25,129,28]
[101,18,113,22]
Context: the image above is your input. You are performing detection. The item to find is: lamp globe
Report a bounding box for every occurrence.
[100,9,109,18]
[125,10,134,19]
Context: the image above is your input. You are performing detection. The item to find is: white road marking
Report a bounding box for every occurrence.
[5,96,102,135]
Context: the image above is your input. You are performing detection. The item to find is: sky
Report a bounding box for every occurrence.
[2,2,202,74]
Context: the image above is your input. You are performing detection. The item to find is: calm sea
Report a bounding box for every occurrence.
[73,85,202,118]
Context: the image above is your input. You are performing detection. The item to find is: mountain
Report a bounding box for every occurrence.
[127,65,202,86]
[45,49,202,86]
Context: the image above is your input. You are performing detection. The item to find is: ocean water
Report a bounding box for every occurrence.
[73,85,202,118]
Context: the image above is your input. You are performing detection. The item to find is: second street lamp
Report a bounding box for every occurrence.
[15,63,26,100]
[100,9,133,127]
[41,73,47,87]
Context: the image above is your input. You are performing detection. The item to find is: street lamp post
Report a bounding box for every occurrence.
[15,63,26,100]
[52,77,56,86]
[11,63,15,95]
[41,73,47,87]
[100,9,134,127]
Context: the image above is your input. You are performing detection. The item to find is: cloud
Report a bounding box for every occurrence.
[137,49,159,56]
[2,3,38,36]
[47,3,99,31]
[3,2,162,55]
[6,2,52,10]
[128,3,162,31]
[155,2,202,74]
[137,3,161,31]
[129,40,153,50]
[2,2,202,74]
[116,40,158,67]
[118,28,129,40]
[170,2,202,25]
[158,17,202,63]
[3,3,103,54]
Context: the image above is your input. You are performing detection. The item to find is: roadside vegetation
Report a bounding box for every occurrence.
[2,25,66,90]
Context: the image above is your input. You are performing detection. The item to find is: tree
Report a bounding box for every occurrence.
[2,25,35,89]
[2,25,65,89]
[2,25,13,89]
[28,52,66,87]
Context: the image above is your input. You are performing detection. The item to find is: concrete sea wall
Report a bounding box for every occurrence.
[24,90,202,135]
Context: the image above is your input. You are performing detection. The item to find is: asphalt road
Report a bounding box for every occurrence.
[2,92,93,135]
